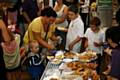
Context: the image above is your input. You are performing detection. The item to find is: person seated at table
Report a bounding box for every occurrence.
[84,17,105,74]
[104,27,120,80]
[23,7,60,52]
[27,40,44,80]
[65,4,84,53]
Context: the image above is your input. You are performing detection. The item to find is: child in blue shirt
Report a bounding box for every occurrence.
[27,40,44,80]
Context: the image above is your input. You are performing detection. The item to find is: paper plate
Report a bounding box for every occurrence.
[43,75,61,80]
[57,26,67,31]
[62,58,73,63]
[51,59,62,65]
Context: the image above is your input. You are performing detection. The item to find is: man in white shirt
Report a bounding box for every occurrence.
[66,5,84,53]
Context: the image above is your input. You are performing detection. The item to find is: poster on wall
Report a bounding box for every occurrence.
[98,0,112,8]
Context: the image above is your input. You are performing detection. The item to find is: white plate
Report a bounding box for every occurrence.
[43,75,61,80]
[62,58,73,63]
[57,26,67,31]
[51,59,62,64]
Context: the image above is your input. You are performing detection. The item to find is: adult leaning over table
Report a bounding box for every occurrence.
[23,7,59,53]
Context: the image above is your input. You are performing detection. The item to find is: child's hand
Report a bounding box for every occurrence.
[20,47,26,58]
[94,42,100,47]
[57,36,62,44]
[104,47,112,56]
[69,43,74,50]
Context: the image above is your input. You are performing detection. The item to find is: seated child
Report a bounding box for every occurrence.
[27,40,44,80]
[104,27,120,79]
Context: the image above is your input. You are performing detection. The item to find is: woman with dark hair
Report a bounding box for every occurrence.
[23,7,59,51]
[104,27,120,79]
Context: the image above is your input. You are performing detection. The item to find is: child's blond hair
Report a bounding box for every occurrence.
[29,40,39,49]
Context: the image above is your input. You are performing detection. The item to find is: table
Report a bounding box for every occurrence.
[40,51,101,80]
[40,62,60,80]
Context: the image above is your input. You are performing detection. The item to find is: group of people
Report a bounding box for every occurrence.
[0,0,120,80]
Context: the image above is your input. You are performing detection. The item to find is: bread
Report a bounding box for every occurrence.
[75,68,84,75]
[64,52,75,58]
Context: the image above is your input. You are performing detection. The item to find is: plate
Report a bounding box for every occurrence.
[47,56,54,60]
[62,70,74,75]
[79,59,90,63]
[57,26,67,31]
[51,59,62,65]
[79,51,97,62]
[43,75,60,80]
[62,58,73,63]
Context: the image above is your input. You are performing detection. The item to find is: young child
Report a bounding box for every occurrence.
[27,40,44,80]
[1,28,21,80]
[84,17,105,74]
[104,27,120,79]
[65,4,84,53]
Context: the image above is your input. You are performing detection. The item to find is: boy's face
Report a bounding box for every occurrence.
[31,43,39,53]
[90,24,99,32]
[68,11,77,21]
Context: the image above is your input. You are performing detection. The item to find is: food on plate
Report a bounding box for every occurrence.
[79,56,90,62]
[50,78,59,80]
[84,51,97,58]
[51,59,61,64]
[75,68,84,75]
[55,51,64,59]
[66,62,74,68]
[79,51,97,62]
[66,61,83,70]
[55,55,64,59]
[64,52,76,58]
[47,56,54,60]
[79,55,91,60]
[82,70,100,80]
[84,63,98,70]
